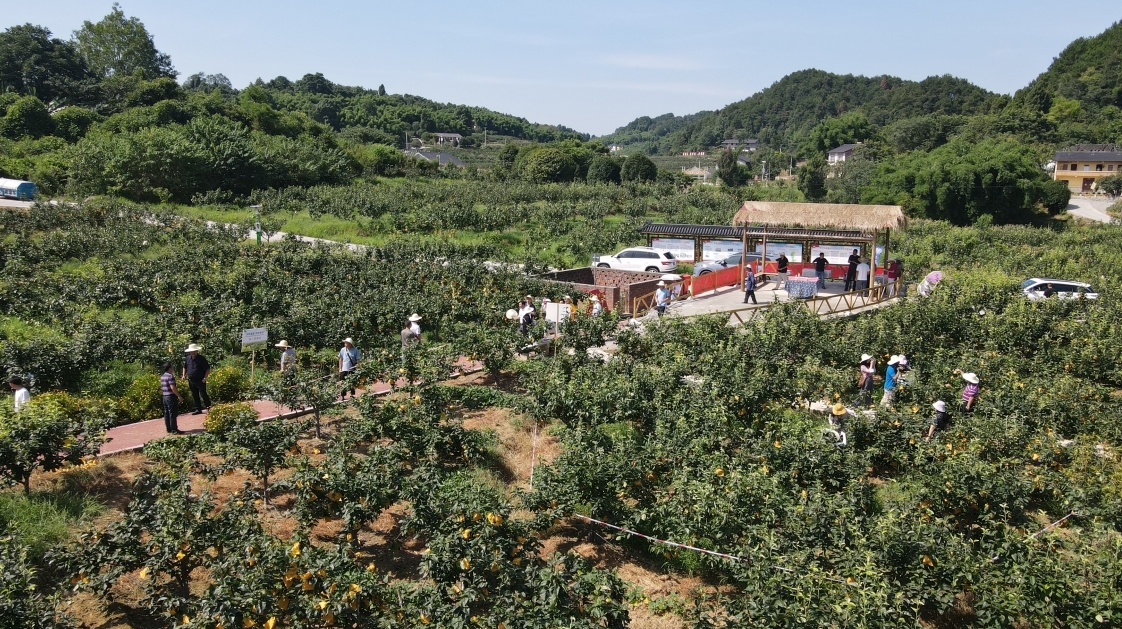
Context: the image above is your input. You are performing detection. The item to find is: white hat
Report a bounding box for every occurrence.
[343,337,354,345]
[899,354,909,366]
[542,297,551,304]
[962,372,979,384]
[860,353,873,362]
[888,355,901,365]
[275,340,290,349]
[184,343,202,352]
[408,313,423,322]
[932,400,947,412]
[657,281,667,287]
[589,294,600,301]
[505,309,518,320]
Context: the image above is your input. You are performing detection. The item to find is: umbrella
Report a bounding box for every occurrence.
[660,274,683,281]
[925,271,944,284]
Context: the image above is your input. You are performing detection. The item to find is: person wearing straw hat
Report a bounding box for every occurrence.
[655,281,671,314]
[276,340,296,372]
[408,313,423,339]
[854,353,877,406]
[956,370,981,412]
[742,265,757,305]
[880,355,902,407]
[338,338,361,400]
[926,400,951,442]
[828,402,849,446]
[181,343,211,414]
[589,294,602,317]
[401,318,420,349]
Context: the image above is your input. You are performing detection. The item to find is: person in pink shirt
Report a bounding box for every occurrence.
[955,370,980,412]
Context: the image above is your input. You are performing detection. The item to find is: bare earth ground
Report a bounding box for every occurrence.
[31,371,701,628]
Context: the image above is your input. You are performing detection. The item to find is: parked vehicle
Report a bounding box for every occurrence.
[0,178,37,200]
[595,247,677,273]
[1021,278,1099,300]
[693,252,767,275]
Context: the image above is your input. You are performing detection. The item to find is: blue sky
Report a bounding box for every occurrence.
[10,1,1121,135]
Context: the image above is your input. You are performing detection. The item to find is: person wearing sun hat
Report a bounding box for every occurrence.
[854,353,877,406]
[655,281,671,314]
[926,400,951,441]
[956,370,981,412]
[408,313,423,339]
[829,402,850,446]
[276,340,296,372]
[338,337,361,400]
[589,293,602,317]
[880,355,902,407]
[181,343,211,414]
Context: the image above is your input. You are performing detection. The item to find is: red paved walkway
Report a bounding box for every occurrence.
[99,360,482,456]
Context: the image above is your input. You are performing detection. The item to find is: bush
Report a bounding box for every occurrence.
[76,360,146,398]
[203,401,257,437]
[206,365,248,403]
[116,372,162,424]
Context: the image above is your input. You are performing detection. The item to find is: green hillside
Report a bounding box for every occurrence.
[598,70,1002,154]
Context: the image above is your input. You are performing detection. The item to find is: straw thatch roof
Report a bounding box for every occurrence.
[733,202,906,231]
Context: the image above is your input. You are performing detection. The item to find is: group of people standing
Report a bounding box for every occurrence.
[511,293,600,334]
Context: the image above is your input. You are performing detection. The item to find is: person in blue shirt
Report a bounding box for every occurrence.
[338,337,361,400]
[880,354,901,407]
[742,265,757,304]
[655,281,671,315]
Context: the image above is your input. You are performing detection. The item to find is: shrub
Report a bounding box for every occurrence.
[76,360,146,398]
[206,365,248,402]
[203,401,257,437]
[116,372,161,424]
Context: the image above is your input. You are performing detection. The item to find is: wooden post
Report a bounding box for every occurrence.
[739,224,747,291]
[250,350,256,386]
[884,227,894,295]
[760,225,768,278]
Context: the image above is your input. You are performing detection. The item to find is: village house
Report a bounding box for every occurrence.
[1053,144,1122,193]
[433,132,463,146]
[828,143,859,165]
[718,139,759,152]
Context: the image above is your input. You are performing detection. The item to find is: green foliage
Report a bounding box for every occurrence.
[716,148,744,187]
[73,3,176,80]
[213,414,305,503]
[50,106,100,142]
[0,536,76,629]
[0,24,90,107]
[0,395,109,493]
[205,365,248,403]
[803,111,872,155]
[797,153,828,201]
[202,401,257,437]
[621,153,657,182]
[521,147,578,183]
[117,372,162,424]
[586,154,621,184]
[0,486,103,562]
[0,96,54,140]
[1098,173,1122,196]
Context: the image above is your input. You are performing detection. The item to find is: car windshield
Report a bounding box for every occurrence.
[1021,279,1037,289]
[663,252,675,259]
[723,254,740,264]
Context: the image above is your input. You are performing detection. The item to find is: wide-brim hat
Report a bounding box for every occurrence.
[589,295,600,301]
[860,353,873,362]
[275,340,290,349]
[962,372,979,384]
[184,343,202,352]
[505,309,518,320]
[831,402,847,416]
[657,281,667,286]
[887,355,901,365]
[932,400,947,412]
[898,354,909,366]
[343,337,354,345]
[409,314,423,322]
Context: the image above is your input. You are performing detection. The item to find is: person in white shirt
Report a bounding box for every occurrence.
[276,340,297,371]
[856,259,871,293]
[589,294,603,317]
[655,281,671,315]
[8,375,29,412]
[408,313,423,338]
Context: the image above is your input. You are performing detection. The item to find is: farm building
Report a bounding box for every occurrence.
[0,178,37,200]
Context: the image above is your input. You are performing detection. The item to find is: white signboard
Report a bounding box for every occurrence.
[701,239,743,261]
[650,238,695,262]
[754,242,804,262]
[809,244,860,265]
[544,302,569,326]
[241,327,268,352]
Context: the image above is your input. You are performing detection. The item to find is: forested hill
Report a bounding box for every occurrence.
[1012,21,1122,133]
[597,69,1001,153]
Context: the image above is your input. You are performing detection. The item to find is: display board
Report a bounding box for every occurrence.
[650,238,695,262]
[754,242,803,262]
[809,244,861,265]
[701,239,743,261]
[241,327,268,352]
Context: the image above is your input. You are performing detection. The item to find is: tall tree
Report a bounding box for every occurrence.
[716,148,744,187]
[0,24,90,105]
[620,154,657,182]
[74,3,175,80]
[797,154,828,201]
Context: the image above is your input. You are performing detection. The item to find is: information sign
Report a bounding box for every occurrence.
[241,327,268,352]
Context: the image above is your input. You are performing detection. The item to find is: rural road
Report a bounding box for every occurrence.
[1065,196,1115,223]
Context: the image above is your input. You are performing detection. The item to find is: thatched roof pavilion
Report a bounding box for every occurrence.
[732,201,906,231]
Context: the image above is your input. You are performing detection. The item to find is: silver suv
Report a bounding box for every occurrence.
[693,252,766,275]
[595,247,677,273]
[1021,278,1099,301]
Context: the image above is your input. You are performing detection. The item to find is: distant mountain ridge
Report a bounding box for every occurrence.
[597,69,1002,154]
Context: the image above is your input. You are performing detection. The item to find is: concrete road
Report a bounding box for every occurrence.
[1065,196,1115,223]
[0,198,34,209]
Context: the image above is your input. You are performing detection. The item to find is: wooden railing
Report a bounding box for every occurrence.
[632,280,688,315]
[722,279,905,324]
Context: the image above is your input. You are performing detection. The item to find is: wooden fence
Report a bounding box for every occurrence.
[724,279,904,325]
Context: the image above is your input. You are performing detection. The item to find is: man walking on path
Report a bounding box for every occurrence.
[813,252,828,288]
[8,375,29,412]
[742,265,757,304]
[181,343,211,415]
[338,338,361,400]
[775,253,789,289]
[276,340,296,371]
[881,355,901,407]
[160,362,184,434]
[856,258,871,294]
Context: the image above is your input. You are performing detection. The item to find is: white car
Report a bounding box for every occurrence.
[595,247,677,273]
[1022,278,1099,301]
